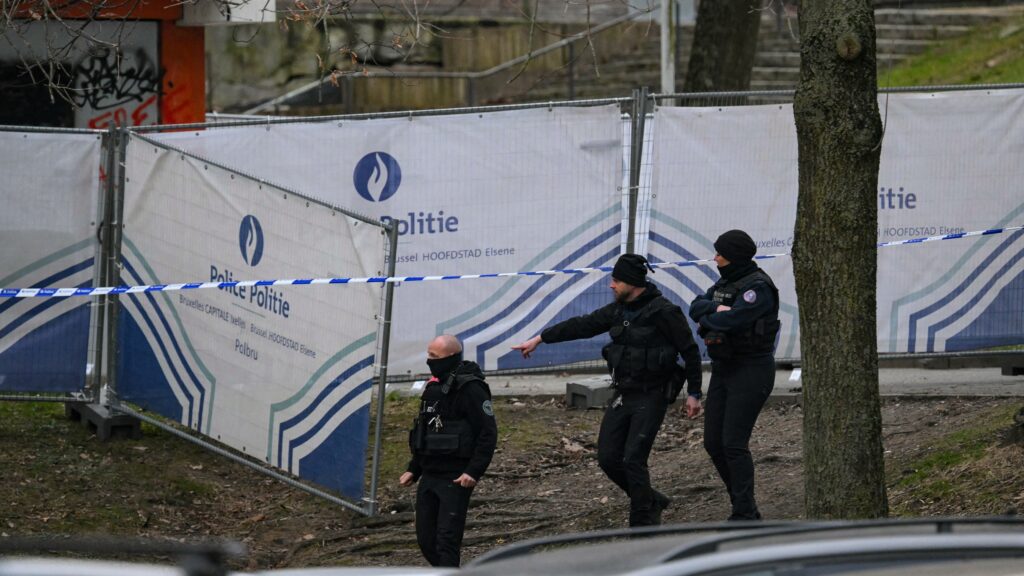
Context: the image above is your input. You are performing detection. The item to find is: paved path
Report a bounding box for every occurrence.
[390,367,1024,399]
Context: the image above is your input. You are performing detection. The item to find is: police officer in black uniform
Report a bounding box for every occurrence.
[689,230,779,521]
[400,334,497,567]
[513,254,703,527]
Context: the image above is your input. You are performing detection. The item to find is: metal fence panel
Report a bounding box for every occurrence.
[115,132,389,509]
[0,127,105,395]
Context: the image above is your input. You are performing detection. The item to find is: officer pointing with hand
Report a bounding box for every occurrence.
[513,254,703,527]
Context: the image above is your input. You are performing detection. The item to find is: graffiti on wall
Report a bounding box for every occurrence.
[0,21,161,128]
[73,46,163,128]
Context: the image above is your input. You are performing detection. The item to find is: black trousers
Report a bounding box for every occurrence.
[415,473,473,567]
[703,356,774,520]
[597,387,668,526]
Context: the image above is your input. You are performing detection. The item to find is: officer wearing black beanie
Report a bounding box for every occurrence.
[689,229,780,521]
[512,253,703,527]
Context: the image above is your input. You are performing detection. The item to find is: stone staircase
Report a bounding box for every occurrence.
[512,6,1020,104]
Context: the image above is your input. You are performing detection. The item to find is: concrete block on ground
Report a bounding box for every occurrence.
[65,402,142,441]
[566,376,614,410]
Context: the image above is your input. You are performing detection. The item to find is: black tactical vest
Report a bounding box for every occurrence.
[601,297,678,388]
[409,371,490,459]
[710,269,781,356]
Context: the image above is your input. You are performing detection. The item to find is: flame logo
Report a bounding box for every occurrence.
[354,152,402,202]
[239,215,264,267]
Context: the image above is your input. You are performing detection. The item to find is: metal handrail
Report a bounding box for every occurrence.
[650,82,1024,102]
[242,4,660,115]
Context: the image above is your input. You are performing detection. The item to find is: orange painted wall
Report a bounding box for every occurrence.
[160,21,205,125]
[17,0,183,21]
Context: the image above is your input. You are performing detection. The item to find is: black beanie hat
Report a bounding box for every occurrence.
[714,230,757,262]
[612,254,653,287]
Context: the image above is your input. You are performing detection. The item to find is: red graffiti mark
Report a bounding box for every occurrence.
[87,108,127,129]
[85,94,159,128]
[131,95,158,125]
[161,81,195,125]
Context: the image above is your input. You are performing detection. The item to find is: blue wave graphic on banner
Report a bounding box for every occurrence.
[478,245,619,366]
[0,258,93,316]
[493,280,611,371]
[648,232,719,289]
[0,305,90,392]
[945,269,1024,351]
[456,226,619,356]
[0,255,93,393]
[299,405,371,499]
[0,279,91,342]
[117,311,184,422]
[118,259,207,428]
[276,355,374,469]
[926,245,1024,351]
[907,231,1023,352]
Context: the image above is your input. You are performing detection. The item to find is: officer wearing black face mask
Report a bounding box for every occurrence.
[512,254,703,527]
[399,334,496,567]
[689,229,780,521]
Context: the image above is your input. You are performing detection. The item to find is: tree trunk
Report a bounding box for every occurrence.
[682,0,762,95]
[792,0,888,519]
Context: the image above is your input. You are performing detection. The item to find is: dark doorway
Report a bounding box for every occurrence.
[0,63,75,127]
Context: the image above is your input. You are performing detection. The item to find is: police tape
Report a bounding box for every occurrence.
[2,225,1021,299]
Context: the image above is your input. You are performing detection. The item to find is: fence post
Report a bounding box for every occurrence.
[343,75,354,114]
[90,128,120,400]
[626,86,649,255]
[568,43,576,101]
[103,127,129,402]
[367,222,399,516]
[467,77,478,107]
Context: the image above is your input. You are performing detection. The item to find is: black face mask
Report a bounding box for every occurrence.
[427,351,462,379]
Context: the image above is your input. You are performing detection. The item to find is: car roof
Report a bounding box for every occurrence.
[0,557,188,576]
[245,565,454,569]
[460,517,1024,576]
[627,533,1024,576]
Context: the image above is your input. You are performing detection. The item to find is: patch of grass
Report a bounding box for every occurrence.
[0,400,65,425]
[495,400,583,452]
[879,17,1024,87]
[988,344,1024,351]
[891,403,1021,515]
[47,503,141,533]
[170,477,215,497]
[897,430,989,487]
[371,394,420,484]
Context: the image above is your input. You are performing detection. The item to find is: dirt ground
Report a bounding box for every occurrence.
[2,394,1023,571]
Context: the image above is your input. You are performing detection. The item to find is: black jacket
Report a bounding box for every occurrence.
[689,262,779,359]
[406,361,497,481]
[540,282,703,395]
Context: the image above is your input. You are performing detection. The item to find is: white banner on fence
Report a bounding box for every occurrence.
[650,88,1024,357]
[0,131,101,392]
[153,106,624,375]
[120,136,385,499]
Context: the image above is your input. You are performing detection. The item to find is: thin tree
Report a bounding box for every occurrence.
[791,0,888,518]
[682,0,762,94]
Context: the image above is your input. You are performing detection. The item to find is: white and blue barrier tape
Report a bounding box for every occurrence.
[3,225,1021,299]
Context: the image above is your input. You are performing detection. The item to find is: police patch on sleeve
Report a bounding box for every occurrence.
[743,289,757,303]
[482,400,494,417]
